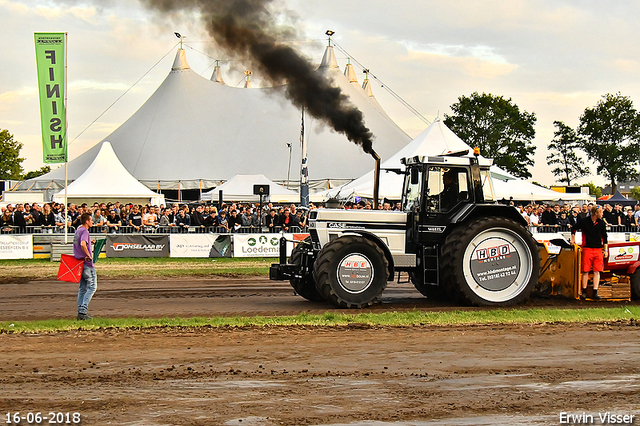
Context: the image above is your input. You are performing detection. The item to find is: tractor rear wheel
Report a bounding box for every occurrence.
[314,235,389,308]
[631,269,640,300]
[289,237,324,302]
[440,217,540,306]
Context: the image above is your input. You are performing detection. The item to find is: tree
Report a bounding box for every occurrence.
[444,92,537,179]
[547,121,590,185]
[577,92,640,193]
[630,186,640,201]
[585,182,603,199]
[22,166,51,180]
[0,129,24,179]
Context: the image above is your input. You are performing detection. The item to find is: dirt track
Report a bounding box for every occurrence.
[1,278,639,425]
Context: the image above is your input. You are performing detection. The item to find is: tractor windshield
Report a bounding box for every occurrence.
[402,167,422,212]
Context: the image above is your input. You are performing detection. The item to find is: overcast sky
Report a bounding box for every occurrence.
[1,0,639,187]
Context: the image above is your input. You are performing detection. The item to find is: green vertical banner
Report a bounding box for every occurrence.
[34,32,67,163]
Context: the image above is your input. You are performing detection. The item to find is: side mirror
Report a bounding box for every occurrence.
[410,168,419,185]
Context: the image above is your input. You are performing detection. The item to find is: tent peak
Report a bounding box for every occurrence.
[171,49,190,71]
[344,61,359,86]
[319,46,339,69]
[210,60,225,84]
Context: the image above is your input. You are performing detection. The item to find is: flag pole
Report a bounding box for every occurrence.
[63,32,69,244]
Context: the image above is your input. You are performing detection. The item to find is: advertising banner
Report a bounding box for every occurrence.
[106,235,169,258]
[233,233,309,258]
[170,234,232,258]
[0,235,33,259]
[607,244,640,265]
[34,32,67,163]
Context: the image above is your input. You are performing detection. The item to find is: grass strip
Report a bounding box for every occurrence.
[0,257,277,280]
[1,306,639,334]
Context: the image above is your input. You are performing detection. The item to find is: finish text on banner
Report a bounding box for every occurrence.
[233,233,309,258]
[106,235,169,258]
[0,235,33,260]
[34,32,67,163]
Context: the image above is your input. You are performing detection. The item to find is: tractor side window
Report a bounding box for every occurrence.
[402,168,422,212]
[481,169,495,201]
[427,167,470,212]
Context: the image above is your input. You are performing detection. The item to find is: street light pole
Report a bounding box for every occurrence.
[286,142,292,189]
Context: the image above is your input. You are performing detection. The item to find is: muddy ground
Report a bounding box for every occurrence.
[1,278,639,425]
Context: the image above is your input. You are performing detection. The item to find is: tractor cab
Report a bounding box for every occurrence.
[401,152,498,261]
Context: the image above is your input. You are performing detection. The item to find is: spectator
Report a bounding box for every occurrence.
[13,204,27,233]
[602,204,616,226]
[569,208,580,228]
[53,206,69,232]
[190,205,205,228]
[1,208,13,233]
[40,203,56,232]
[174,208,191,232]
[279,208,292,232]
[634,205,640,226]
[92,208,105,228]
[265,209,279,233]
[622,207,636,228]
[250,208,262,229]
[613,204,624,226]
[228,209,242,232]
[541,204,557,226]
[578,204,589,220]
[204,207,218,227]
[557,211,571,228]
[128,205,143,232]
[31,203,42,225]
[23,203,34,226]
[143,206,159,231]
[105,209,122,234]
[522,205,533,225]
[158,208,172,228]
[217,210,229,232]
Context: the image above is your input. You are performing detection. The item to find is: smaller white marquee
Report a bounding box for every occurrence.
[202,174,299,203]
[53,142,165,206]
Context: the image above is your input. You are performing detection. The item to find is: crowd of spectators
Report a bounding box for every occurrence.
[515,202,640,230]
[3,199,640,235]
[0,201,316,234]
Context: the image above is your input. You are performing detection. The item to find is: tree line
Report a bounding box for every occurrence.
[1,92,639,189]
[444,91,640,193]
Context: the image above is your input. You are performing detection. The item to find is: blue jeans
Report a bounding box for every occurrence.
[77,264,97,315]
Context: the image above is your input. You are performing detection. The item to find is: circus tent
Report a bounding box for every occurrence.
[20,44,412,198]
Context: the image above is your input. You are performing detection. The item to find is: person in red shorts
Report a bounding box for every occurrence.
[570,205,608,300]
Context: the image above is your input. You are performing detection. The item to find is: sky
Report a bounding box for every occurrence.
[1,0,640,187]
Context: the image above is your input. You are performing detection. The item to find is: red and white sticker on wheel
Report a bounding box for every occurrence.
[469,237,521,292]
[337,254,374,293]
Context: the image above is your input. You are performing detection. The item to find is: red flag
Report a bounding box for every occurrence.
[57,254,84,283]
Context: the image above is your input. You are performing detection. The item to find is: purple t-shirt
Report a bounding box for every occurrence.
[73,226,94,267]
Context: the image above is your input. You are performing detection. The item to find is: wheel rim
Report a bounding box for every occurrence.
[335,253,375,294]
[461,227,533,303]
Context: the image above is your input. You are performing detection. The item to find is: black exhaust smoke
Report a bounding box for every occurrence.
[140,0,375,155]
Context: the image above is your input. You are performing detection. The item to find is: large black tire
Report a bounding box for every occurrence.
[410,272,448,300]
[314,235,389,308]
[440,217,540,306]
[289,237,324,302]
[631,270,640,300]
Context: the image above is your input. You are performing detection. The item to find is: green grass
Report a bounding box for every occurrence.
[1,306,639,334]
[0,257,277,280]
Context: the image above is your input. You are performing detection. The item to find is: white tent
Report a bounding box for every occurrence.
[26,44,411,192]
[53,142,165,206]
[202,174,299,203]
[325,120,565,202]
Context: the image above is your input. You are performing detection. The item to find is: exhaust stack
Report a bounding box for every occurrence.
[372,150,380,210]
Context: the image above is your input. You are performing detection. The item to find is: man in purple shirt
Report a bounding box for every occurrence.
[73,213,97,320]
